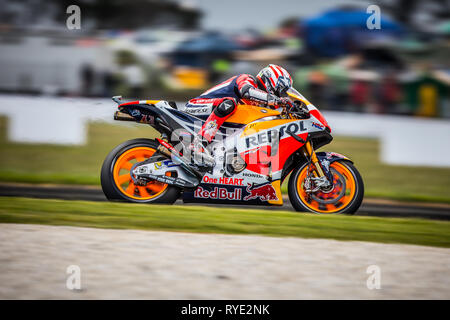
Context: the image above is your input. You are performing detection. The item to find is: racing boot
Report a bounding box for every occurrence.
[190,98,236,169]
[190,135,215,169]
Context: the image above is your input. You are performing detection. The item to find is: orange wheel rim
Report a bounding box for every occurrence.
[296,162,356,213]
[112,147,169,200]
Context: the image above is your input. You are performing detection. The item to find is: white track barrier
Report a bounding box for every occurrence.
[0,95,114,145]
[324,111,450,167]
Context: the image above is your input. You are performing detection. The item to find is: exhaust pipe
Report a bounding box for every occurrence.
[114,111,155,124]
[114,111,135,122]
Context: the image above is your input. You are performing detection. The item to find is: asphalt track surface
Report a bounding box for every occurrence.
[1,183,449,220]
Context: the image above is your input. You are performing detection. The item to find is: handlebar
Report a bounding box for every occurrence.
[281,99,310,119]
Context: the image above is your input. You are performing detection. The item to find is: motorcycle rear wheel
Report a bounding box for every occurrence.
[101,138,181,203]
[288,160,364,214]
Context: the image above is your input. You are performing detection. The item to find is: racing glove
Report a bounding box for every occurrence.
[267,95,291,108]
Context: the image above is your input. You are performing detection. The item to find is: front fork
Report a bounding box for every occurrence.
[303,141,325,177]
[301,141,333,192]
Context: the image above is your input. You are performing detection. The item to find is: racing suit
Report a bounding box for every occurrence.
[184,74,282,143]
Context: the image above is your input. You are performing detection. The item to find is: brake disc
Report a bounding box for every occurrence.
[311,168,346,204]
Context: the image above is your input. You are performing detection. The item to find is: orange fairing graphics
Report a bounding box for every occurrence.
[242,134,307,175]
[240,119,308,174]
[241,119,298,137]
[226,105,280,124]
[268,180,283,205]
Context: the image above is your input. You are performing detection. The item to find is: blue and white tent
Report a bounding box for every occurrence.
[303,8,404,57]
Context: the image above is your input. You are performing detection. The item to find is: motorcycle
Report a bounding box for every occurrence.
[101,88,364,214]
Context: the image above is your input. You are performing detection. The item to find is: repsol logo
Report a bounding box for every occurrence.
[245,121,306,148]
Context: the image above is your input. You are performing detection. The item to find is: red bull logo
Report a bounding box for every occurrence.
[243,183,278,201]
[194,186,242,200]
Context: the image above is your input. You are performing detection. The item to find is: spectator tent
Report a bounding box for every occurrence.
[303,8,403,57]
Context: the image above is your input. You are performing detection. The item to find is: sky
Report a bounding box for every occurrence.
[191,0,371,32]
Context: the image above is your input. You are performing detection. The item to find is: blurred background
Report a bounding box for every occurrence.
[0,0,449,202]
[1,0,449,114]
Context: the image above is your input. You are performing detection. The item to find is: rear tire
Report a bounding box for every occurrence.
[288,160,364,214]
[101,138,181,204]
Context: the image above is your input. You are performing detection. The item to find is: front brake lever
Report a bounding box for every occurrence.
[296,101,310,118]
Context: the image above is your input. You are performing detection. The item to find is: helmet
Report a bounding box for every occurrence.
[256,64,293,96]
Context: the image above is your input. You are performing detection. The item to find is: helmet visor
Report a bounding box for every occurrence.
[276,76,292,95]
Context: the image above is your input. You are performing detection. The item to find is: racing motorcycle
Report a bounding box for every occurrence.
[101,89,364,214]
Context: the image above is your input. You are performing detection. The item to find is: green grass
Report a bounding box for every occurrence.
[0,197,449,248]
[1,117,449,203]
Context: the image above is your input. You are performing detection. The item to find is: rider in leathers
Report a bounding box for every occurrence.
[184,64,293,168]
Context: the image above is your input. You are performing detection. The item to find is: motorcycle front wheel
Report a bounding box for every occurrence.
[101,138,181,203]
[288,160,364,214]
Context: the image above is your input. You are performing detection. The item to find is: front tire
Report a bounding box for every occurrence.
[288,160,364,214]
[101,138,181,203]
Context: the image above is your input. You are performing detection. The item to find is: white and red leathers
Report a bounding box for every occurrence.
[185,74,280,142]
[185,65,293,167]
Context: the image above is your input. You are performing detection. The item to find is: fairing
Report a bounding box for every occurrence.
[115,94,345,206]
